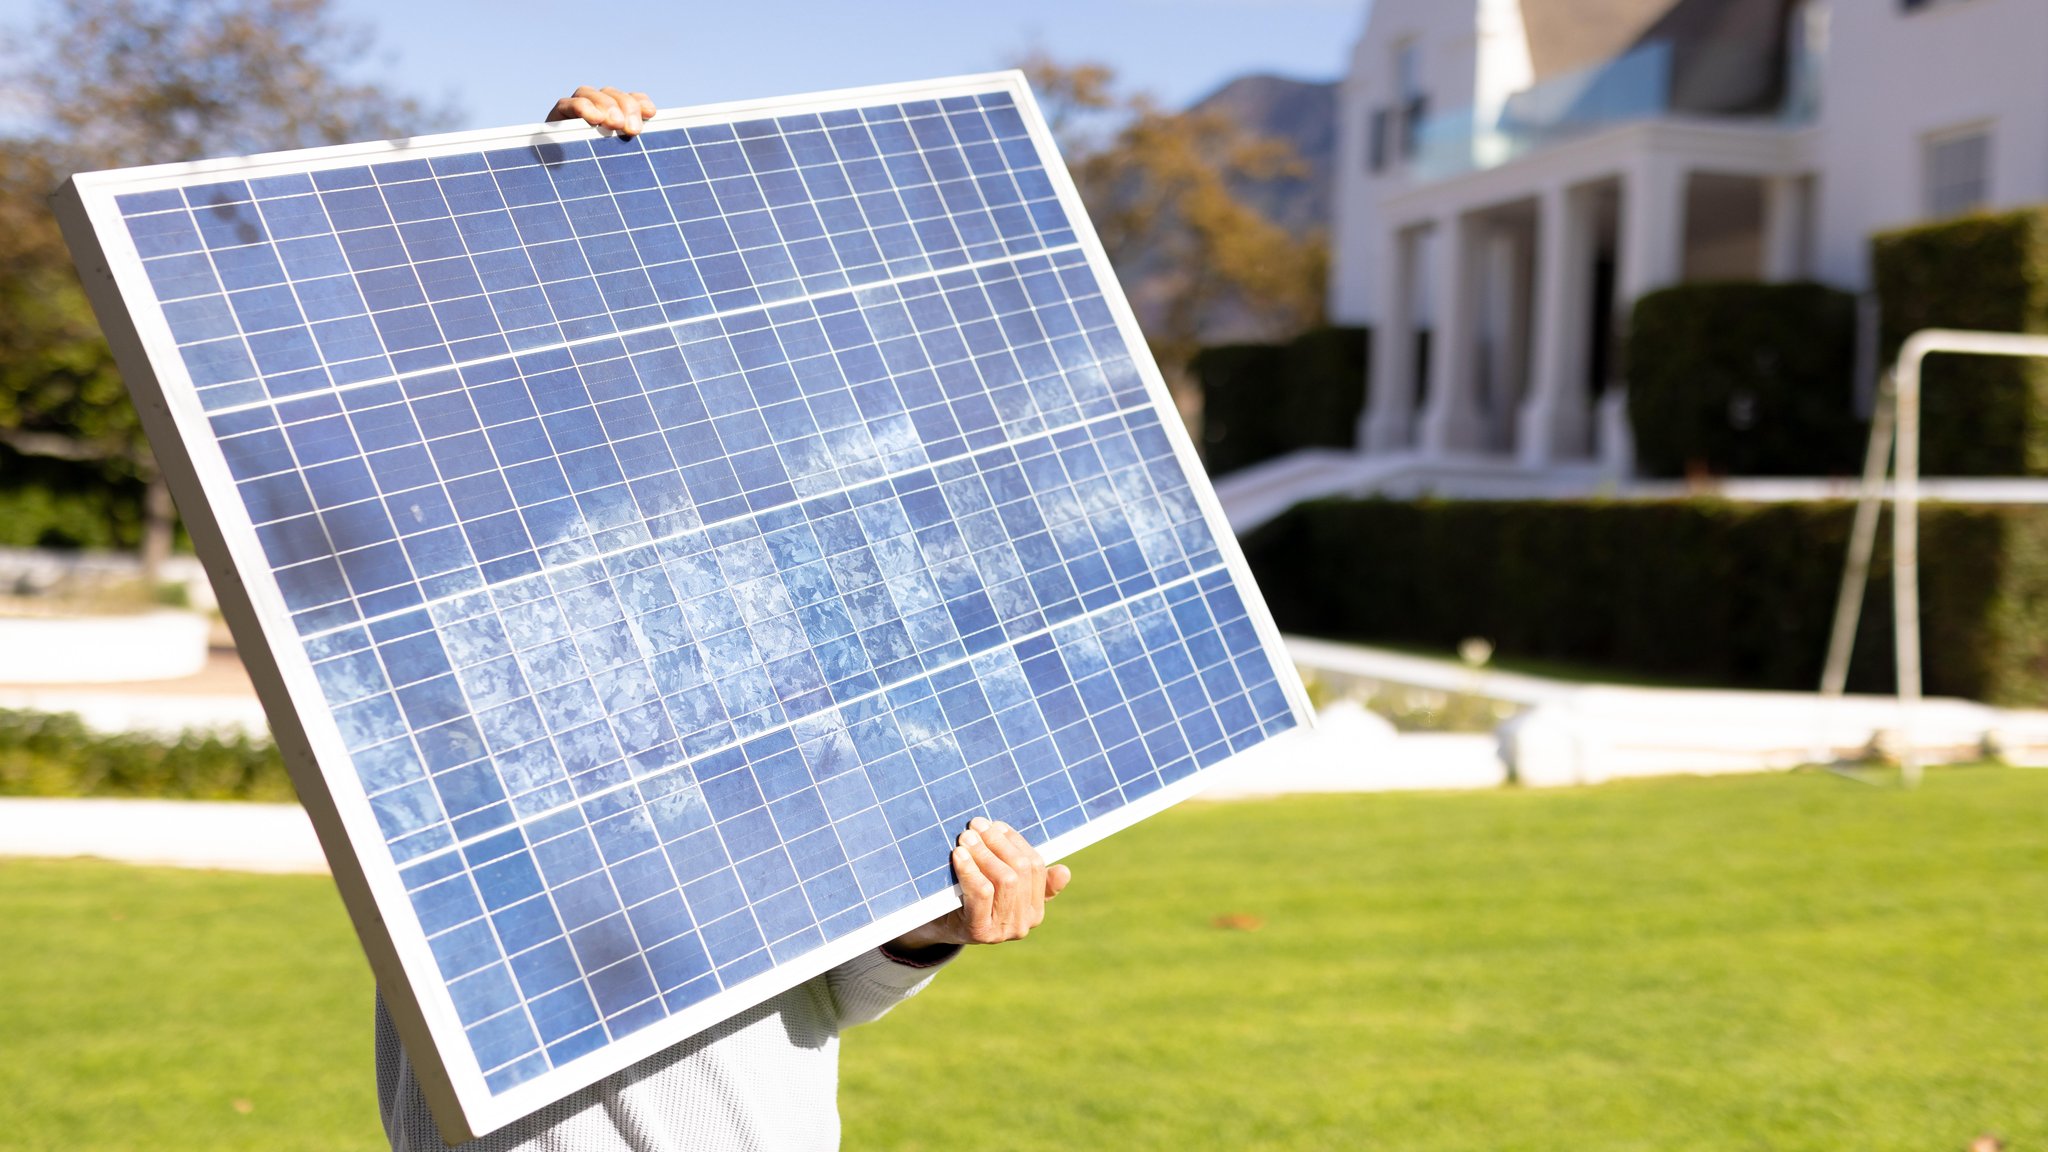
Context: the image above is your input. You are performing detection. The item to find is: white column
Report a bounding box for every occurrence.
[1619,157,1686,306]
[1761,175,1806,282]
[1517,183,1591,466]
[1605,157,1686,480]
[1418,212,1485,457]
[1360,225,1415,453]
[1479,227,1528,454]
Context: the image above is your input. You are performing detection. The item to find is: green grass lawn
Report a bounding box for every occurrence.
[1,857,373,1150]
[6,769,2047,1151]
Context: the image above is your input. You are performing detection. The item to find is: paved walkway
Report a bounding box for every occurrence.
[0,796,326,873]
[0,649,268,737]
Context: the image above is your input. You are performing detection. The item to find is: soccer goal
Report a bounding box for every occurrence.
[1822,328,2048,786]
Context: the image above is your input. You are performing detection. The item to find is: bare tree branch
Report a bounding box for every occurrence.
[0,428,114,462]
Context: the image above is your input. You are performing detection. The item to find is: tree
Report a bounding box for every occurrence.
[0,0,450,582]
[0,140,151,554]
[1019,56,1327,425]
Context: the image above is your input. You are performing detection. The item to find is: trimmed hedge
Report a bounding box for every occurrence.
[1872,207,2048,476]
[1244,497,2048,705]
[0,483,148,550]
[1196,326,1369,476]
[0,448,150,550]
[0,710,291,801]
[1626,282,1863,477]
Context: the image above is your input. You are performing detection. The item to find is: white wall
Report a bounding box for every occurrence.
[1811,0,2048,289]
[1330,34,1378,324]
[1472,0,1535,130]
[1331,0,1495,324]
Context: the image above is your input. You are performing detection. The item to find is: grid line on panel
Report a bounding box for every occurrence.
[811,109,900,292]
[246,241,1152,652]
[288,382,1148,649]
[220,176,467,632]
[415,755,727,1068]
[366,170,466,383]
[487,803,652,1060]
[290,366,1196,934]
[217,274,458,671]
[659,551,822,982]
[192,241,1087,424]
[210,288,358,600]
[150,93,1072,423]
[368,405,1228,942]
[348,347,647,860]
[371,391,1222,896]
[366,165,505,378]
[203,231,1138,528]
[398,551,1237,873]
[554,796,695,1048]
[300,167,409,416]
[517,144,651,348]
[703,125,810,302]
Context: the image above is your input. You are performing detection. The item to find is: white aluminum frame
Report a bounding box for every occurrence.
[1821,328,2048,788]
[54,70,1314,1142]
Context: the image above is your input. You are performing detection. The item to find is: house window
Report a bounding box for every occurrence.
[1783,0,1827,121]
[1924,128,1991,218]
[1399,94,1428,161]
[1367,40,1426,172]
[1368,107,1390,172]
[1392,39,1426,163]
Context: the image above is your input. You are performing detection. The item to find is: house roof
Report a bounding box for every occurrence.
[1519,0,1796,116]
[1519,0,1681,79]
[1640,0,1797,116]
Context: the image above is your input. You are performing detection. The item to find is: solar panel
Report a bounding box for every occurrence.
[55,72,1310,1141]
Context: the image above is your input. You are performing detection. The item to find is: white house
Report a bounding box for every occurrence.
[1324,0,2048,477]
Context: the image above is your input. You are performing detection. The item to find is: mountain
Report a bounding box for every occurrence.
[1187,73,1338,239]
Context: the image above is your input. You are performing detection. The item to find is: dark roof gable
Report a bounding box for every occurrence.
[1520,0,1796,116]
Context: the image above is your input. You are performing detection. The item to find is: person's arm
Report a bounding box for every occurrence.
[548,85,657,136]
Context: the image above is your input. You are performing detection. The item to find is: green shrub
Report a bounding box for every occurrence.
[0,709,292,801]
[0,447,149,549]
[1871,207,2048,476]
[1243,497,2048,705]
[1626,282,1863,477]
[1197,326,1369,476]
[0,483,145,550]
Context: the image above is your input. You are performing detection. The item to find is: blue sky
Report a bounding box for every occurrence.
[2,0,1368,133]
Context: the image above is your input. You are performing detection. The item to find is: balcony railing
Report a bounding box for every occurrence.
[1410,40,1674,182]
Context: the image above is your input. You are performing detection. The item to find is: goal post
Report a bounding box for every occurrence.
[1822,329,2048,787]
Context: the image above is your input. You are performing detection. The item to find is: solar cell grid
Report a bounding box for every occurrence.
[60,74,1307,1139]
[122,91,1072,420]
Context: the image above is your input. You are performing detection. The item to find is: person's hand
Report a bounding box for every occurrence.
[887,817,1072,952]
[547,86,657,137]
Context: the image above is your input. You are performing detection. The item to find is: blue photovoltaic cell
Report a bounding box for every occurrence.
[115,88,1296,1094]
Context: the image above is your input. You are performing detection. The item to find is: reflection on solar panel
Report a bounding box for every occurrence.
[56,73,1309,1141]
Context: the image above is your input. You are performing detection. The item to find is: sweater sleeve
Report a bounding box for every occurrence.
[824,945,961,1029]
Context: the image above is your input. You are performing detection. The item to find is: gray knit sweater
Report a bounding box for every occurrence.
[375,948,953,1151]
